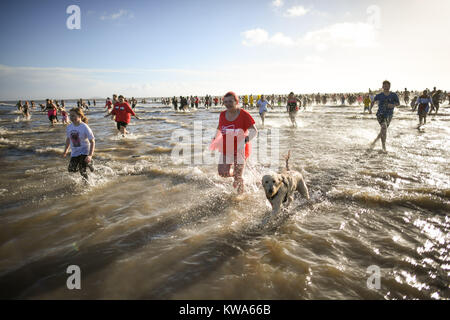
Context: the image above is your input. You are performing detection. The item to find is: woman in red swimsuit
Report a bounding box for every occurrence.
[212,91,258,194]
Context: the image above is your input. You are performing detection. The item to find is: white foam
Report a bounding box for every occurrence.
[0,127,9,135]
[109,132,146,141]
[35,147,62,154]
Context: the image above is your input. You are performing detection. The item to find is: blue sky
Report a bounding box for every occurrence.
[1,0,449,99]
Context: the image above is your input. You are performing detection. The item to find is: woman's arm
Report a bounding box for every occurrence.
[88,139,95,156]
[62,138,70,157]
[246,124,258,143]
[212,125,221,141]
[85,139,95,163]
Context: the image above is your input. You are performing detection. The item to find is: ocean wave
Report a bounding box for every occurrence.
[329,188,449,211]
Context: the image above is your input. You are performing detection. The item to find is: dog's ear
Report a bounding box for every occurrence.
[276,174,283,186]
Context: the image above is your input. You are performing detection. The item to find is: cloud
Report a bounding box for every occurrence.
[284,6,309,17]
[241,29,296,47]
[241,29,269,46]
[241,20,379,50]
[302,22,378,50]
[100,10,134,21]
[272,0,284,8]
[269,32,296,46]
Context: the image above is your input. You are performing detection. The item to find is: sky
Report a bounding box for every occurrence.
[0,0,449,99]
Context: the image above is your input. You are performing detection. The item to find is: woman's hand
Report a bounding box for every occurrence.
[62,151,68,158]
[85,155,92,163]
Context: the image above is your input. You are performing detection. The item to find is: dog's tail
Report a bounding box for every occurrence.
[284,150,291,171]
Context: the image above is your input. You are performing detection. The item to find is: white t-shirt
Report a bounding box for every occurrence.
[66,122,94,157]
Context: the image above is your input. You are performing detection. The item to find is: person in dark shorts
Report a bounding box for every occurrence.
[430,90,442,115]
[369,80,400,152]
[46,100,58,126]
[63,108,95,181]
[286,92,300,128]
[415,90,433,127]
[22,101,30,118]
[68,155,91,180]
[105,95,139,137]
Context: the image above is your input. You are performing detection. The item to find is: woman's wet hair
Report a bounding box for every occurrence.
[70,107,88,124]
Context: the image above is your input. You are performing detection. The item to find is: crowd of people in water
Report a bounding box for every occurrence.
[9,82,449,192]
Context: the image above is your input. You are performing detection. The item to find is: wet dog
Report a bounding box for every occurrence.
[262,151,310,216]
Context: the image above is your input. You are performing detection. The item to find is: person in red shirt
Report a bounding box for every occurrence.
[195,96,199,108]
[105,95,140,137]
[104,97,113,112]
[211,91,258,194]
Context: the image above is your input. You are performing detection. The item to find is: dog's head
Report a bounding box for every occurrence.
[262,174,283,198]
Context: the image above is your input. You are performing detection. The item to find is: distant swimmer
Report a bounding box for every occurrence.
[243,95,249,109]
[195,96,199,108]
[106,95,140,137]
[46,100,58,126]
[415,90,432,128]
[411,95,418,111]
[22,101,30,119]
[179,96,188,111]
[257,94,271,128]
[61,107,69,125]
[172,96,178,111]
[404,88,410,105]
[430,90,442,115]
[363,95,371,113]
[302,96,307,110]
[369,80,400,153]
[286,92,300,128]
[16,100,22,112]
[63,107,95,181]
[105,97,113,112]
